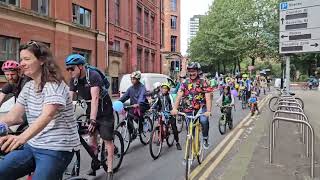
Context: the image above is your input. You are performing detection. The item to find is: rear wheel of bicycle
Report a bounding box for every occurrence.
[149,126,163,160]
[185,138,192,180]
[176,115,184,133]
[116,120,131,154]
[139,116,153,145]
[166,124,175,147]
[100,131,124,173]
[268,96,278,112]
[218,115,227,135]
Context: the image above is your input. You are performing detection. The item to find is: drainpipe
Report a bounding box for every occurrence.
[95,0,98,67]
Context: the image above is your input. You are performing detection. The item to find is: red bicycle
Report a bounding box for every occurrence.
[149,111,175,160]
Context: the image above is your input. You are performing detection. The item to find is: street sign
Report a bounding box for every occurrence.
[279,0,320,54]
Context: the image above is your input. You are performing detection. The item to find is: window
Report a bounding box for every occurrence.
[144,11,149,38]
[112,77,119,94]
[136,6,142,34]
[115,0,120,26]
[31,0,49,15]
[171,16,177,29]
[113,40,120,52]
[0,36,19,75]
[72,48,91,64]
[171,0,177,11]
[144,50,149,72]
[73,4,91,27]
[161,23,164,48]
[0,0,19,6]
[137,48,142,70]
[171,36,177,52]
[151,15,155,40]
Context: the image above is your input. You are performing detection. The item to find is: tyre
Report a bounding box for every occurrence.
[176,115,184,133]
[149,126,163,160]
[295,97,304,110]
[185,138,192,180]
[228,117,233,130]
[196,126,204,164]
[218,115,227,135]
[116,120,131,154]
[139,116,153,145]
[113,111,120,128]
[111,130,124,172]
[166,124,175,147]
[268,96,278,112]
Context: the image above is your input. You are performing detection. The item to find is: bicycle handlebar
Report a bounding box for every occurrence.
[177,112,206,120]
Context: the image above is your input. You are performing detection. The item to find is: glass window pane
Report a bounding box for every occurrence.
[79,8,84,25]
[9,0,17,5]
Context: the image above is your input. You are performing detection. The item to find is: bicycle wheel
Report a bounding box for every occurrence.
[149,126,163,160]
[228,112,233,130]
[268,96,278,112]
[166,124,175,147]
[185,138,192,180]
[196,125,204,164]
[218,115,227,135]
[111,130,124,172]
[116,120,131,154]
[139,116,153,145]
[295,97,304,110]
[114,111,120,128]
[176,115,184,133]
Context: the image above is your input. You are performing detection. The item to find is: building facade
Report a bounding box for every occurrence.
[161,0,182,79]
[0,0,108,85]
[187,15,204,50]
[108,0,162,94]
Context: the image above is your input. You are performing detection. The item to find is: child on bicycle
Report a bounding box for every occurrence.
[216,86,235,122]
[248,91,260,115]
[151,82,182,150]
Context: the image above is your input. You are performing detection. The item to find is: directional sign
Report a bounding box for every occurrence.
[279,0,320,54]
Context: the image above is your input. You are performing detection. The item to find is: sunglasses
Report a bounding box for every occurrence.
[66,66,75,72]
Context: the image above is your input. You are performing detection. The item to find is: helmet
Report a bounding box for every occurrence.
[1,60,20,72]
[161,82,171,89]
[187,62,201,70]
[153,82,161,89]
[65,54,86,66]
[131,71,141,79]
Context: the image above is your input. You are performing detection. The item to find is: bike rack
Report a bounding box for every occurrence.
[269,116,314,178]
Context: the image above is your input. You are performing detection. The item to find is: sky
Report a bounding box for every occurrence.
[180,0,214,56]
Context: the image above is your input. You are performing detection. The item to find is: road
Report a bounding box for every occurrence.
[67,91,267,180]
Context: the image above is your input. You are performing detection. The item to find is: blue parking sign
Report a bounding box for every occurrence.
[280,2,288,10]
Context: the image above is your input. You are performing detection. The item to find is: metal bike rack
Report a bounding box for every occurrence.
[269,116,314,178]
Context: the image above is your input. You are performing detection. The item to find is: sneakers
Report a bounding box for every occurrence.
[176,142,182,150]
[107,172,113,180]
[203,139,209,150]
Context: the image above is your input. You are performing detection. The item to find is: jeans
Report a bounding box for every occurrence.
[0,143,74,180]
[186,107,209,140]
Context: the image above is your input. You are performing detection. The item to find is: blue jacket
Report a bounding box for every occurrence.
[119,83,148,105]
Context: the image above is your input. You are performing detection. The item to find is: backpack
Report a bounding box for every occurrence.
[85,64,110,99]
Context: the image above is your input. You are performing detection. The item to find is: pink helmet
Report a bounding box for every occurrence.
[1,60,20,72]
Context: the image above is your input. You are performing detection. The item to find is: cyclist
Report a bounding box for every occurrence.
[171,62,212,149]
[216,86,235,122]
[0,60,31,132]
[248,91,260,115]
[152,82,182,150]
[66,54,115,180]
[0,41,80,180]
[119,71,150,140]
[243,74,252,103]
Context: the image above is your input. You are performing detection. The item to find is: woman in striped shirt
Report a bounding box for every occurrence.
[0,41,80,180]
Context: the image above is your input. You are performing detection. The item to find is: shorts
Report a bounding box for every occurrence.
[96,116,114,141]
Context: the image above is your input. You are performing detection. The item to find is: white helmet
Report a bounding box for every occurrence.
[153,82,161,89]
[131,71,141,79]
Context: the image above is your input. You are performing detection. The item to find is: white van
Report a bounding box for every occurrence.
[119,73,175,98]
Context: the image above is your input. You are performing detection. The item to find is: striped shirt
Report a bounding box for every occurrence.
[17,80,80,151]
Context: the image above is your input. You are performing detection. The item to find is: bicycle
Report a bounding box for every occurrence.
[217,105,234,135]
[63,113,124,179]
[115,105,153,154]
[178,110,206,180]
[268,89,304,112]
[149,111,175,160]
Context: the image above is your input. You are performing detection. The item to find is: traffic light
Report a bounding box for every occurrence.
[175,61,180,72]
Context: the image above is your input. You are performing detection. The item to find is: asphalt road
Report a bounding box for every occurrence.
[67,91,267,180]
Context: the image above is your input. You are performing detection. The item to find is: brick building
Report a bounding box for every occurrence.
[0,0,107,84]
[108,0,162,94]
[160,0,182,79]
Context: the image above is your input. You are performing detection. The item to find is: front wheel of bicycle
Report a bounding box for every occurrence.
[268,96,278,112]
[149,126,163,160]
[218,115,227,135]
[139,116,153,145]
[100,130,124,173]
[185,138,192,180]
[166,124,175,147]
[116,120,131,154]
[196,127,204,164]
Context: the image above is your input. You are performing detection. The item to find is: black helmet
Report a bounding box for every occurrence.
[187,62,201,70]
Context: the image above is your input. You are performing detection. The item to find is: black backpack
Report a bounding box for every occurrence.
[85,64,110,99]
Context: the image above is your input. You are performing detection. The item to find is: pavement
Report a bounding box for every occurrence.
[199,90,320,180]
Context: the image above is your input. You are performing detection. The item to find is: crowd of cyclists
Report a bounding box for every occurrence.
[0,41,271,180]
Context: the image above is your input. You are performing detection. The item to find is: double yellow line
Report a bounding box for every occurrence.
[189,95,271,180]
